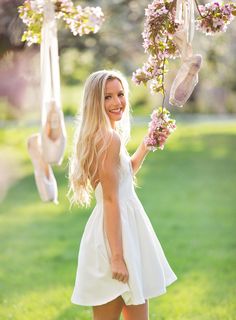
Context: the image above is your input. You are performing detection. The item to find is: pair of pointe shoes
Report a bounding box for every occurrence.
[169,27,202,107]
[27,134,58,203]
[27,100,66,203]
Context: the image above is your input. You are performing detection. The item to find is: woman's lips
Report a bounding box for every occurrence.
[109,108,122,114]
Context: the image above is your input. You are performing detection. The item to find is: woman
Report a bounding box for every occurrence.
[68,70,177,320]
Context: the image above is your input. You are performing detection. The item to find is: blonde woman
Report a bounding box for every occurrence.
[69,70,177,320]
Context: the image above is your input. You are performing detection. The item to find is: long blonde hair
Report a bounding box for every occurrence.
[68,69,131,207]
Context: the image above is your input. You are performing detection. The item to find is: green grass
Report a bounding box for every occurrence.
[0,121,236,320]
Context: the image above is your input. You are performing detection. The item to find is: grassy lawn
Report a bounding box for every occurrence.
[0,120,236,320]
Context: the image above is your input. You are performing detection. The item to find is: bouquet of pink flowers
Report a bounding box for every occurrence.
[144,107,176,151]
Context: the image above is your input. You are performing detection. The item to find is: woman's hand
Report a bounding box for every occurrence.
[111,255,129,284]
[157,130,170,148]
[144,108,177,151]
[144,128,171,151]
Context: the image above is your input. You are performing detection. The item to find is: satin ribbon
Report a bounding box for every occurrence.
[40,0,61,124]
[175,0,195,43]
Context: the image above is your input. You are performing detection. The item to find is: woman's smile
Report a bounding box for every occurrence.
[109,107,123,115]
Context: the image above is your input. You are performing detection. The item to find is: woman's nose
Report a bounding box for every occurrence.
[113,96,121,106]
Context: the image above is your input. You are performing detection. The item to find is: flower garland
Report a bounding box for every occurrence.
[18,0,105,46]
[134,0,236,151]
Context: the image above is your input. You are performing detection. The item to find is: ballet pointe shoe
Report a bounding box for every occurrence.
[41,99,66,165]
[27,133,58,203]
[169,54,202,107]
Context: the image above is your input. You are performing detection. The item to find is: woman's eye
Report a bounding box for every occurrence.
[119,93,124,97]
[105,96,111,100]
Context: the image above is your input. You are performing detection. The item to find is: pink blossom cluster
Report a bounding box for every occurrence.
[18,0,104,45]
[18,0,43,45]
[55,2,104,36]
[196,2,236,35]
[132,0,180,94]
[144,107,176,151]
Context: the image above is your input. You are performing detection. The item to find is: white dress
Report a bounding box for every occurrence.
[71,143,177,306]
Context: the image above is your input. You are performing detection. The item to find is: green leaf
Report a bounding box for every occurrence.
[21,34,26,42]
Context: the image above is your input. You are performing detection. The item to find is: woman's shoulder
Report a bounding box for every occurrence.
[111,129,121,144]
[95,129,121,157]
[106,130,121,154]
[100,128,121,146]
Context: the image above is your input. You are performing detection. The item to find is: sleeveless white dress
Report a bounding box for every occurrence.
[71,143,177,306]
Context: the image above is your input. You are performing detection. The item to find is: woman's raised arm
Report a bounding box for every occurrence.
[130,140,150,175]
[131,130,170,175]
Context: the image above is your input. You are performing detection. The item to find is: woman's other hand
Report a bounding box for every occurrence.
[111,255,129,284]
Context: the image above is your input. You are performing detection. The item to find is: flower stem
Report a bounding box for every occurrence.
[194,0,211,19]
[161,33,169,113]
[194,0,204,17]
[161,57,166,113]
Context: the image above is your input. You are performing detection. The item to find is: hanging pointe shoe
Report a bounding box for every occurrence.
[27,133,58,203]
[41,99,66,165]
[169,54,202,107]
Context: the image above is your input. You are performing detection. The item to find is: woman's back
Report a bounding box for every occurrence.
[94,141,135,202]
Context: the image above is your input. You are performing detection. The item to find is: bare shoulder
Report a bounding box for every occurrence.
[97,129,121,160]
[107,130,121,155]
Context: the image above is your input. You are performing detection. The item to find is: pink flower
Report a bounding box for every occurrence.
[196,2,235,35]
[144,107,176,151]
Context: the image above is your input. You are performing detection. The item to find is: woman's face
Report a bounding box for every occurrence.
[104,78,126,128]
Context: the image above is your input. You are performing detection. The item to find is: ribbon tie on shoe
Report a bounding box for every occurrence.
[175,0,195,44]
[40,0,67,165]
[40,0,61,119]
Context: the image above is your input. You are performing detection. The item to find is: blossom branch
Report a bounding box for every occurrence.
[18,0,105,46]
[133,0,236,94]
[194,0,207,18]
[133,0,236,152]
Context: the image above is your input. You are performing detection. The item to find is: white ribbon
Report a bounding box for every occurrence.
[175,0,195,43]
[40,0,61,124]
[39,0,66,166]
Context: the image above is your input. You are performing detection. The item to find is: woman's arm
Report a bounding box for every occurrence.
[131,132,169,175]
[98,131,129,284]
[130,140,150,175]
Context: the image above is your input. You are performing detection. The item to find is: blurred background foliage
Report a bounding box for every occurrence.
[0,0,236,121]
